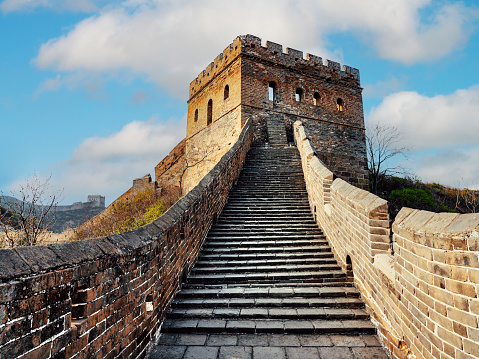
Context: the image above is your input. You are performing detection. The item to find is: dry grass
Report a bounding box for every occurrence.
[73,187,180,241]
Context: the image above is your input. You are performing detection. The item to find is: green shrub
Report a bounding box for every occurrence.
[388,188,435,209]
[431,182,444,190]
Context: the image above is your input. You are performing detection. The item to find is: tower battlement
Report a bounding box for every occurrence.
[189,34,360,100]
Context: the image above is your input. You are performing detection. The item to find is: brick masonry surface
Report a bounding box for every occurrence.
[154,138,186,189]
[294,120,479,359]
[0,121,253,359]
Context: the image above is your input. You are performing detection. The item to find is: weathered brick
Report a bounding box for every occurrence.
[445,279,477,298]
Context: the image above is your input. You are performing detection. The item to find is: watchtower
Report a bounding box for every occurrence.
[184,34,367,191]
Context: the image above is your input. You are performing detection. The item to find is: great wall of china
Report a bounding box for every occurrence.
[0,35,477,359]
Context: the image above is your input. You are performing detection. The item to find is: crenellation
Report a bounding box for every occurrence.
[286,47,303,60]
[325,59,341,72]
[266,40,283,54]
[306,53,323,65]
[189,35,361,101]
[343,65,360,81]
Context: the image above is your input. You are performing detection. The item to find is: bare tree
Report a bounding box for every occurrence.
[455,181,479,213]
[0,175,61,248]
[366,122,408,194]
[178,146,216,194]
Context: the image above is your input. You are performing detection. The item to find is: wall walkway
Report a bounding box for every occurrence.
[0,121,253,359]
[294,120,479,359]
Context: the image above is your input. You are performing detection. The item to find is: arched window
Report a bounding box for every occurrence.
[295,88,303,102]
[224,85,229,100]
[194,109,198,122]
[207,99,213,125]
[268,81,276,102]
[337,98,344,112]
[313,92,320,106]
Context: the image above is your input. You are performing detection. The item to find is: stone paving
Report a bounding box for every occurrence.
[147,140,389,359]
[149,333,388,359]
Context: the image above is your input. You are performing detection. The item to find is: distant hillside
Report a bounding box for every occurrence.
[51,206,104,233]
[0,196,105,233]
[0,205,19,229]
[375,175,477,221]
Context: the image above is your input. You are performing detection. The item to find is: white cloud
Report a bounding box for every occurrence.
[368,85,479,189]
[0,0,105,13]
[36,72,107,100]
[9,116,186,205]
[368,85,479,150]
[412,148,479,189]
[363,75,409,99]
[33,0,478,97]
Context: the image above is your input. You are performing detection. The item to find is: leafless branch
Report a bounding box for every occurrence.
[178,145,216,193]
[366,122,408,194]
[455,180,479,213]
[0,174,61,248]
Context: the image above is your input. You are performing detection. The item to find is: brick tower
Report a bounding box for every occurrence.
[184,34,367,192]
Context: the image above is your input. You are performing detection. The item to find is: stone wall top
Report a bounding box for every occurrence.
[393,208,479,251]
[332,178,388,220]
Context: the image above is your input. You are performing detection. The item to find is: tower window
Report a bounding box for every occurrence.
[224,85,229,100]
[295,88,303,102]
[314,92,320,106]
[194,109,198,122]
[337,98,344,112]
[207,99,213,125]
[268,81,277,102]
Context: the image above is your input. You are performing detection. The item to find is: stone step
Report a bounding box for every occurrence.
[204,237,326,245]
[224,201,311,211]
[227,195,308,199]
[209,225,321,231]
[230,191,304,195]
[215,218,317,225]
[161,318,376,335]
[227,192,308,197]
[191,263,341,274]
[181,282,354,292]
[211,223,319,229]
[194,257,337,267]
[200,245,332,255]
[210,226,319,233]
[219,212,313,217]
[172,296,364,309]
[220,210,312,216]
[168,307,369,321]
[222,199,310,204]
[222,205,311,211]
[186,270,346,284]
[198,252,334,262]
[207,233,327,239]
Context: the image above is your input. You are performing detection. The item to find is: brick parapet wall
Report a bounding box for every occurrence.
[0,121,253,359]
[294,120,479,359]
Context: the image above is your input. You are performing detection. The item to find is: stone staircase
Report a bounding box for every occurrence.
[266,114,288,146]
[149,144,388,359]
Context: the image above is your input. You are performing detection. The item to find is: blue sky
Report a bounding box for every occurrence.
[1,0,479,205]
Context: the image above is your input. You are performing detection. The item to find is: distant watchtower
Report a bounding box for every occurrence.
[184,34,367,191]
[87,195,105,208]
